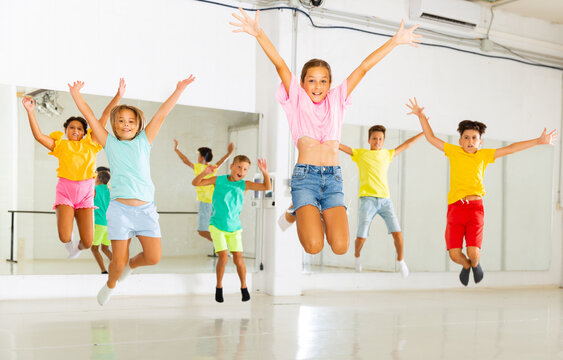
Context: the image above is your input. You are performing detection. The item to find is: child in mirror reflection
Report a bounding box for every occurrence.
[173,140,234,245]
[407,97,558,286]
[91,167,112,274]
[192,156,271,303]
[21,79,122,260]
[69,75,196,305]
[340,126,423,276]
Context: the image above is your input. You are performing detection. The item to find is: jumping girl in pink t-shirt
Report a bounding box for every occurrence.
[231,8,421,254]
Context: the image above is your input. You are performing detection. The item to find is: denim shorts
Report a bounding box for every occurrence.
[197,201,212,232]
[290,163,345,213]
[356,196,401,238]
[106,200,161,240]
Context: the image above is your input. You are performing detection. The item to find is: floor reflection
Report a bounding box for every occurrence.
[0,287,561,359]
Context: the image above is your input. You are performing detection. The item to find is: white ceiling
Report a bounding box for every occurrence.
[471,0,563,24]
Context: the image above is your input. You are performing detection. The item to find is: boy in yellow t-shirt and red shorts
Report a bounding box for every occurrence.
[407,97,557,286]
[340,125,423,276]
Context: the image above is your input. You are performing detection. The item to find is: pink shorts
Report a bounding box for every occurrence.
[53,177,96,210]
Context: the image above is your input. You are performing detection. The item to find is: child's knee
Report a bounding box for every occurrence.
[145,253,161,265]
[91,245,99,252]
[330,241,348,255]
[303,241,323,254]
[466,247,480,259]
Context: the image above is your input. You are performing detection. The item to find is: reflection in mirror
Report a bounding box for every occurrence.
[4,86,261,275]
[303,124,554,273]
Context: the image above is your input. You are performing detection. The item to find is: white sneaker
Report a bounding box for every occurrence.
[354,257,362,272]
[398,260,409,278]
[118,263,133,282]
[67,241,82,260]
[97,283,114,306]
[64,241,74,254]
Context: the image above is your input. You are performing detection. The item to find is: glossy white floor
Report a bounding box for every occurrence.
[1,287,561,360]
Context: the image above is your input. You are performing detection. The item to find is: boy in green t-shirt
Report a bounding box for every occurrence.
[92,167,112,274]
[192,155,271,303]
[173,140,234,244]
[340,125,423,276]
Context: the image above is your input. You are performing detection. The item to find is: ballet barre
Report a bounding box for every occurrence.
[6,210,198,263]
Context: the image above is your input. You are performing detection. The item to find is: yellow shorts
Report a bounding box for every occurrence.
[209,224,243,253]
[93,224,110,246]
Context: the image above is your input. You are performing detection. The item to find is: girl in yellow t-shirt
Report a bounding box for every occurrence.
[22,79,125,260]
[173,139,234,244]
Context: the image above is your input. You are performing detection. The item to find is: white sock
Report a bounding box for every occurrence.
[277,212,294,232]
[354,257,362,272]
[67,241,82,260]
[398,259,409,278]
[97,283,114,306]
[64,241,74,254]
[118,263,133,282]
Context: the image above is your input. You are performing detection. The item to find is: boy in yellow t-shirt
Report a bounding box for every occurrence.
[340,125,423,276]
[173,140,234,243]
[407,97,557,286]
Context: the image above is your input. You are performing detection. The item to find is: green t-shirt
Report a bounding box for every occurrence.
[94,184,110,226]
[210,175,246,232]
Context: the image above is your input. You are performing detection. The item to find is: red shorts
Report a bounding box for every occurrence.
[445,199,484,250]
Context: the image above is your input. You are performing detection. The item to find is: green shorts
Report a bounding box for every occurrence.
[209,224,243,253]
[93,224,110,246]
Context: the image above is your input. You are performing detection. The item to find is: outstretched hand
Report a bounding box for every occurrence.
[406,97,426,118]
[538,128,558,145]
[177,75,196,92]
[230,7,261,37]
[203,164,218,175]
[173,139,179,149]
[227,142,234,153]
[393,20,422,48]
[22,97,35,112]
[68,81,85,95]
[117,77,126,97]
[257,158,268,173]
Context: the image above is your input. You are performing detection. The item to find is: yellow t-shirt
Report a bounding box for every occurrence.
[444,143,496,204]
[193,163,218,203]
[351,148,395,198]
[48,129,103,181]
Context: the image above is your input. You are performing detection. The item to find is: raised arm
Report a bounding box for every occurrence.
[22,97,55,151]
[173,139,194,168]
[230,8,291,93]
[347,20,421,97]
[406,98,444,152]
[145,75,195,144]
[394,132,424,157]
[192,165,218,187]
[68,81,109,147]
[245,159,271,191]
[215,142,234,167]
[494,128,558,159]
[99,78,126,129]
[338,143,354,156]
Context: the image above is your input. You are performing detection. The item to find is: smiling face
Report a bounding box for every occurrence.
[65,120,85,141]
[114,108,139,140]
[369,131,385,150]
[301,66,331,103]
[229,160,250,181]
[459,129,482,154]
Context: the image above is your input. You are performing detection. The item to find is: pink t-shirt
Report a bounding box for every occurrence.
[276,74,351,146]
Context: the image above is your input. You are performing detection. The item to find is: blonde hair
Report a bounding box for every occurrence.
[110,105,146,140]
[233,155,251,165]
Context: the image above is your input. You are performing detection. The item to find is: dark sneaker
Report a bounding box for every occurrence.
[472,263,484,284]
[459,267,471,286]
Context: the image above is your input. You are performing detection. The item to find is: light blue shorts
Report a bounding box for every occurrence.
[356,197,401,239]
[197,202,212,232]
[106,200,161,240]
